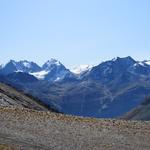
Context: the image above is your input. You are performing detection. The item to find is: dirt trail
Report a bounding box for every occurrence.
[0,107,150,150]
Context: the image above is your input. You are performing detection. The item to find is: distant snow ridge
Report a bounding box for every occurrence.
[71,64,93,75]
[143,60,150,65]
[30,58,72,82]
[2,57,150,82]
[133,60,150,68]
[0,59,73,82]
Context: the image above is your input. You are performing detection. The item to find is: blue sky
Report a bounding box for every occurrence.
[0,0,150,68]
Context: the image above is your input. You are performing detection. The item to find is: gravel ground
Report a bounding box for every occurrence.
[0,107,150,150]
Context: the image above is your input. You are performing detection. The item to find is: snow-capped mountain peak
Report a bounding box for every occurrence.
[16,60,41,73]
[42,59,63,71]
[0,60,41,74]
[6,60,17,67]
[45,58,61,66]
[112,57,120,61]
[71,64,93,75]
[111,56,136,64]
[19,60,32,68]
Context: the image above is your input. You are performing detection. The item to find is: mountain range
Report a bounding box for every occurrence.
[0,59,75,82]
[1,56,150,118]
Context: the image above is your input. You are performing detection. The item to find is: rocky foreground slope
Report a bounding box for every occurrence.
[123,96,150,120]
[0,82,58,112]
[0,107,150,150]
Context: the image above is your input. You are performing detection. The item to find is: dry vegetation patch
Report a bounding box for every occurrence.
[0,144,18,150]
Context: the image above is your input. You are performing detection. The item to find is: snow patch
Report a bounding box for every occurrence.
[103,67,112,74]
[144,60,150,65]
[112,57,119,61]
[133,62,146,68]
[15,70,23,73]
[22,62,31,68]
[102,104,108,110]
[0,64,4,69]
[138,62,145,66]
[30,70,49,80]
[54,77,61,82]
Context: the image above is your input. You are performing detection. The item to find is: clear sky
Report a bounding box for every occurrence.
[0,0,150,68]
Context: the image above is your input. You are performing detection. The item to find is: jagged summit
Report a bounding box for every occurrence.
[45,58,61,65]
[42,58,63,71]
[111,56,136,65]
[19,60,33,68]
[1,60,41,74]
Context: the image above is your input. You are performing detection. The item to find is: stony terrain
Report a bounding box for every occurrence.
[0,107,150,150]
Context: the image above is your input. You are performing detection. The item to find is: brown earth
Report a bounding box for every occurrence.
[0,144,18,150]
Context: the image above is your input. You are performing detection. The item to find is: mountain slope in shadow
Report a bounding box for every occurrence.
[0,82,59,112]
[123,96,150,120]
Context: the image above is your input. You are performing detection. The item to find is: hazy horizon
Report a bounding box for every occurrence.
[1,0,150,68]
